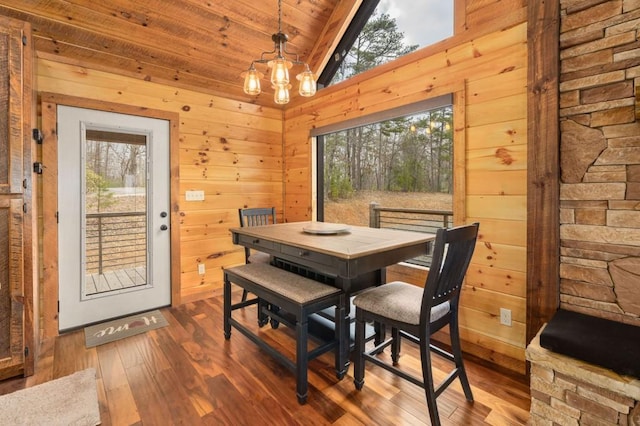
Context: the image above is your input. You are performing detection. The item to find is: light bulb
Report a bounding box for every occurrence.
[268,58,291,85]
[241,65,263,96]
[273,84,291,104]
[296,68,316,97]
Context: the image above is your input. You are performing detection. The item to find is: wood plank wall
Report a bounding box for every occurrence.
[36,59,284,306]
[283,0,528,374]
[31,0,531,374]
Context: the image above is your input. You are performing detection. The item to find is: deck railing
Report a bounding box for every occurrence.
[369,202,453,267]
[85,212,146,274]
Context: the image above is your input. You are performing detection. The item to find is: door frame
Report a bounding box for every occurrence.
[40,93,181,338]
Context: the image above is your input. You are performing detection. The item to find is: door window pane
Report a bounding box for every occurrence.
[84,130,147,296]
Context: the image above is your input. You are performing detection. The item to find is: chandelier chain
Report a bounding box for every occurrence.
[278,0,282,35]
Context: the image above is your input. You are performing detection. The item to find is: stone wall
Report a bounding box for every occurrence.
[559,0,640,326]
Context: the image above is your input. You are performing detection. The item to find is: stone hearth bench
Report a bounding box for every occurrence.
[540,309,640,379]
[527,326,640,425]
[529,309,640,424]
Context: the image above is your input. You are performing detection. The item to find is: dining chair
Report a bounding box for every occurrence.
[353,222,479,426]
[238,207,276,302]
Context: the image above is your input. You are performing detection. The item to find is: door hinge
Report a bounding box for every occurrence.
[23,179,27,189]
[57,301,60,313]
[23,203,27,213]
[33,162,43,174]
[22,35,27,46]
[32,128,44,144]
[24,346,29,357]
[55,211,59,223]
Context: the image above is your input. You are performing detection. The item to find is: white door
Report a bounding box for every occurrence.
[57,106,171,331]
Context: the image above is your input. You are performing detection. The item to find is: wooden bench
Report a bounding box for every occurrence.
[223,262,346,404]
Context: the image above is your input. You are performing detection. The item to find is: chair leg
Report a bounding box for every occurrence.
[257,297,268,327]
[269,304,280,329]
[420,335,441,426]
[374,322,386,346]
[391,327,401,365]
[296,316,309,405]
[451,315,474,402]
[223,275,231,340]
[353,309,366,390]
[334,297,347,380]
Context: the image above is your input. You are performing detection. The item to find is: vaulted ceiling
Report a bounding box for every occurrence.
[0,0,362,106]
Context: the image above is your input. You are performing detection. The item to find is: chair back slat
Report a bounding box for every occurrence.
[239,207,276,227]
[421,223,479,325]
[238,207,277,263]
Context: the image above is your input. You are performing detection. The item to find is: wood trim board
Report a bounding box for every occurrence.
[39,93,181,338]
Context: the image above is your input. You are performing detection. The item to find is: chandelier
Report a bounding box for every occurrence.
[241,0,317,104]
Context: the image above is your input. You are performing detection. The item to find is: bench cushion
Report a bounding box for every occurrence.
[540,309,640,378]
[225,263,341,304]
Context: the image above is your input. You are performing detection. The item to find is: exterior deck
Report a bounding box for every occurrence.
[85,267,146,295]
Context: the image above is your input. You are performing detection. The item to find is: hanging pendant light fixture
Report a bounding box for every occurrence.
[242,0,317,104]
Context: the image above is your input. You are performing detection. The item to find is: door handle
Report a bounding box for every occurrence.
[160,224,168,231]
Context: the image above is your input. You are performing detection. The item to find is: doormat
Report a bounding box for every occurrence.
[84,309,168,348]
[0,368,100,425]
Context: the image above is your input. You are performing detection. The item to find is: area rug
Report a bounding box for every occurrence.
[84,309,168,348]
[0,368,100,425]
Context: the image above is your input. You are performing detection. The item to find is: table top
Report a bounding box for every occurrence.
[230,221,434,260]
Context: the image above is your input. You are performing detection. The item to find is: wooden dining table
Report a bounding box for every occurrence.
[230,221,435,376]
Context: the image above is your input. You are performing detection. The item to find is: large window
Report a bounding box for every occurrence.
[321,1,454,86]
[317,101,453,231]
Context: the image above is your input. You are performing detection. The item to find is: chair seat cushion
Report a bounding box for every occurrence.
[353,281,450,325]
[540,309,640,378]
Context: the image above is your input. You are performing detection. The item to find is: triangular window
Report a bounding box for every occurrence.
[319,0,454,86]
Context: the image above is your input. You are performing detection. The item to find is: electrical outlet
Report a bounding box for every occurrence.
[499,308,512,326]
[185,190,205,201]
[198,263,205,275]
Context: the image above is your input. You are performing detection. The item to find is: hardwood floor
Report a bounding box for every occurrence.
[1,293,531,425]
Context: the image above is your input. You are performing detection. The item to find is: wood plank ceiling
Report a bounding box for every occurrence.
[0,0,361,106]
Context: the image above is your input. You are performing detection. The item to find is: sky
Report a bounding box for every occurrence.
[376,0,454,48]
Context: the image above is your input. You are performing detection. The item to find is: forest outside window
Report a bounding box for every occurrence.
[316,99,454,266]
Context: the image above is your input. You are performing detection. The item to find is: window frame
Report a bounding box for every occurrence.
[314,94,454,222]
[317,0,380,87]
